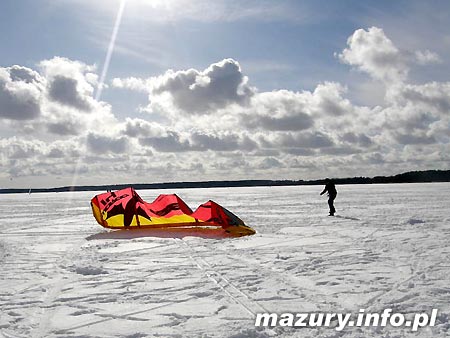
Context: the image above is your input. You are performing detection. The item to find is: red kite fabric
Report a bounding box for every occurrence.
[91,187,255,236]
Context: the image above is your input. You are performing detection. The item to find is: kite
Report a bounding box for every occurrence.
[91,187,255,237]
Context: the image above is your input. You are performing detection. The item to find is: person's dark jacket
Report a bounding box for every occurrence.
[320,181,337,197]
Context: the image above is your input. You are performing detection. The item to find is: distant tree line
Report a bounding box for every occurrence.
[1,169,449,194]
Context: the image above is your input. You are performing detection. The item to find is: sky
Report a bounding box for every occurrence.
[1,0,450,188]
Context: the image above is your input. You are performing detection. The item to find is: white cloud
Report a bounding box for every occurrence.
[190,132,258,152]
[0,66,44,120]
[258,157,284,169]
[334,26,450,153]
[111,77,150,92]
[239,82,356,140]
[0,57,120,140]
[242,90,314,131]
[87,133,130,154]
[46,139,82,158]
[280,131,335,149]
[39,57,97,112]
[338,27,408,83]
[138,132,191,153]
[46,119,84,136]
[379,80,450,147]
[388,82,450,114]
[414,50,441,65]
[137,130,258,153]
[109,55,408,167]
[47,75,92,111]
[340,132,373,147]
[122,117,167,138]
[393,133,436,145]
[115,59,255,116]
[111,43,448,173]
[0,137,46,159]
[338,27,444,87]
[311,82,354,117]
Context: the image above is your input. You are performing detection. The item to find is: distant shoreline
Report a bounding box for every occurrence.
[1,169,449,194]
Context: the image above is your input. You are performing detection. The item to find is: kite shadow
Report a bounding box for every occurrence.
[86,227,235,241]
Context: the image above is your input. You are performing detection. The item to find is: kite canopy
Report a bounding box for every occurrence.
[91,187,255,237]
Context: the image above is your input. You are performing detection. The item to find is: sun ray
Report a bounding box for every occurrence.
[95,0,127,101]
[69,0,127,192]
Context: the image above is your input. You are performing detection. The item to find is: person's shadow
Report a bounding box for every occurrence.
[334,215,360,221]
[86,227,235,241]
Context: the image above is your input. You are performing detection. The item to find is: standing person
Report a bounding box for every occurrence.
[320,178,337,216]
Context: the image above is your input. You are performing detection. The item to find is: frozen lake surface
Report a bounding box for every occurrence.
[1,183,449,337]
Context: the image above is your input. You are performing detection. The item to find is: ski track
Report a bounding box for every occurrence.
[0,184,449,337]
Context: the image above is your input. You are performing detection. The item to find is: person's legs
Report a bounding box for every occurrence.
[328,195,336,215]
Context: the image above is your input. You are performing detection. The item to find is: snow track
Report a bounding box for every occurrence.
[177,238,268,317]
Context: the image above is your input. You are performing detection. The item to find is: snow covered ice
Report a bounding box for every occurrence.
[1,183,449,337]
